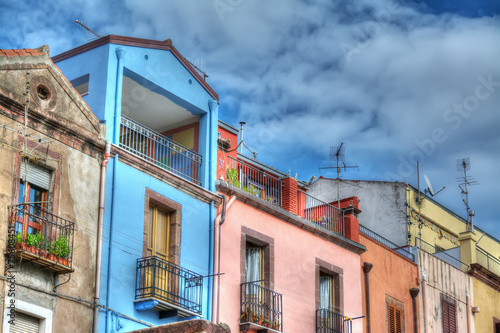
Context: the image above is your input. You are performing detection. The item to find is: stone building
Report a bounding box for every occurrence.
[0,46,105,332]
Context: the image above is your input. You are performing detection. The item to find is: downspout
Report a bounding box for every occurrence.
[466,293,471,333]
[93,141,110,333]
[410,288,419,333]
[215,194,227,323]
[105,154,119,333]
[207,99,218,322]
[113,48,126,144]
[363,263,373,333]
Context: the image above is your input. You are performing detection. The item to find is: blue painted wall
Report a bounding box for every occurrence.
[100,158,213,332]
[55,39,219,332]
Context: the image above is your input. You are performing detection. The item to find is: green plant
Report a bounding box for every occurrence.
[24,233,44,248]
[50,237,71,258]
[227,167,240,187]
[15,232,23,244]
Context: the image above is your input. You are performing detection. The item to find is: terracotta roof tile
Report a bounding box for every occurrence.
[0,48,45,57]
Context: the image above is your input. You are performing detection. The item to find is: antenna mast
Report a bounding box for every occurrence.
[319,143,358,210]
[457,158,477,231]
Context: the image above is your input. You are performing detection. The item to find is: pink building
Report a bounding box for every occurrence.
[213,121,366,333]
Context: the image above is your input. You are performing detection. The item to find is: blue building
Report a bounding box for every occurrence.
[53,35,222,332]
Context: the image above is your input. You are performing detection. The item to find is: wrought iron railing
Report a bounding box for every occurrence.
[316,309,351,333]
[415,238,469,271]
[120,116,203,186]
[359,225,415,261]
[226,156,283,208]
[135,256,203,315]
[240,282,283,332]
[8,203,75,268]
[297,190,344,237]
[476,246,500,277]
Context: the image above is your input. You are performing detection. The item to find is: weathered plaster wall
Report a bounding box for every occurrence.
[418,250,474,333]
[308,179,407,246]
[216,196,363,333]
[472,277,500,333]
[359,234,419,333]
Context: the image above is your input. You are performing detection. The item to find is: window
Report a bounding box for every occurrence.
[2,299,52,333]
[246,244,263,284]
[10,312,40,333]
[387,304,402,333]
[316,259,343,333]
[386,295,404,333]
[70,74,89,96]
[16,159,51,235]
[442,294,456,333]
[147,205,170,260]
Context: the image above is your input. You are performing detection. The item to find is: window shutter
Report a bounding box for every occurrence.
[395,308,402,333]
[442,298,457,333]
[9,312,40,333]
[388,305,395,333]
[20,160,51,190]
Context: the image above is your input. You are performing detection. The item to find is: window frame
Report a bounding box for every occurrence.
[143,188,181,265]
[315,258,343,314]
[240,226,274,289]
[385,295,404,333]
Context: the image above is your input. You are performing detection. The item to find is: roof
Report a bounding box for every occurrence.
[0,48,45,57]
[51,35,218,101]
[218,120,239,135]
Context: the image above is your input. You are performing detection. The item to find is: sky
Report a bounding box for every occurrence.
[1,0,499,239]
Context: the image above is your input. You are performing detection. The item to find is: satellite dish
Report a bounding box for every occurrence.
[424,175,434,196]
[424,175,445,197]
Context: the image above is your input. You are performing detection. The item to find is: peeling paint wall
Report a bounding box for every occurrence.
[418,250,474,333]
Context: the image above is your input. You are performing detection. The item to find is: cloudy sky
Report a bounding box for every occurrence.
[1,0,499,239]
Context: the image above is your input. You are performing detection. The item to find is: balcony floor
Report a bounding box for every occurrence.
[11,249,74,274]
[134,297,202,319]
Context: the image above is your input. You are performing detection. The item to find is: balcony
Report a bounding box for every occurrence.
[240,282,283,332]
[135,256,203,318]
[476,246,500,277]
[298,190,345,237]
[226,156,283,208]
[360,225,415,261]
[316,309,351,333]
[415,238,469,271]
[120,116,203,186]
[7,203,75,274]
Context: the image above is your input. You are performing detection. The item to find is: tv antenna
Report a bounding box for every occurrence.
[424,175,445,197]
[75,20,106,41]
[457,157,477,231]
[319,143,358,210]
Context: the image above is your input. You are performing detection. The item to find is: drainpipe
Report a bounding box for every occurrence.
[207,100,218,322]
[215,194,227,323]
[113,48,126,144]
[363,262,373,333]
[105,154,119,333]
[466,293,471,333]
[239,122,245,154]
[93,141,110,333]
[410,288,419,333]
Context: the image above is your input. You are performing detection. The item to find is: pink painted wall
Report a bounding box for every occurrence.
[214,195,364,333]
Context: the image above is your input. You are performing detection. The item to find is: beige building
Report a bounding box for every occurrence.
[0,47,105,332]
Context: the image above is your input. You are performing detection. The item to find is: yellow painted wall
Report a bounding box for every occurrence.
[172,128,195,150]
[472,277,500,333]
[406,187,500,261]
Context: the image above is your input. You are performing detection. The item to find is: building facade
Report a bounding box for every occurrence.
[53,36,222,331]
[213,122,365,333]
[0,47,105,332]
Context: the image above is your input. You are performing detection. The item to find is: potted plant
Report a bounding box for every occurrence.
[272,322,280,330]
[49,236,71,266]
[23,233,43,255]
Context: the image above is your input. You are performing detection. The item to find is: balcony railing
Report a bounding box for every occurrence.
[120,116,203,186]
[135,256,203,317]
[8,203,75,273]
[316,309,351,333]
[226,156,283,208]
[240,282,283,332]
[415,238,469,271]
[476,246,500,277]
[298,190,344,237]
[359,225,415,261]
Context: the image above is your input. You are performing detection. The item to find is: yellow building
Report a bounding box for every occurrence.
[406,185,500,333]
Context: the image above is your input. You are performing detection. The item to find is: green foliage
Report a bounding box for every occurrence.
[24,233,45,248]
[50,236,71,258]
[227,167,240,187]
[15,232,23,244]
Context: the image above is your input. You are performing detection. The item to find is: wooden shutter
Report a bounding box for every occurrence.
[442,298,457,333]
[9,312,40,333]
[388,304,402,333]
